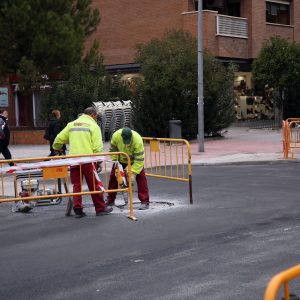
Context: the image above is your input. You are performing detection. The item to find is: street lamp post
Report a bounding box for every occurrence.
[197,0,204,152]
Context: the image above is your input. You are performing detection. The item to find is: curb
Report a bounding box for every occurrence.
[193,159,300,166]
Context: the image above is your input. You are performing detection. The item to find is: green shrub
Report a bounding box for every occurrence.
[133,30,235,138]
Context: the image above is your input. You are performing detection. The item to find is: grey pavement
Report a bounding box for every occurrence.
[6,127,291,165]
[190,127,285,165]
[1,128,300,300]
[1,164,300,299]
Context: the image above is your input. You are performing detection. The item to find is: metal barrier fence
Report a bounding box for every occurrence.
[0,152,137,221]
[282,118,300,159]
[232,119,281,129]
[264,264,300,300]
[143,137,193,204]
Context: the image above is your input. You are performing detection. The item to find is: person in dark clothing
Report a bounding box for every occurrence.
[46,110,66,156]
[0,109,13,166]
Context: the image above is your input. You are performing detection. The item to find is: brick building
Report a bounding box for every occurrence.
[88,0,299,71]
[86,0,299,122]
[2,0,299,143]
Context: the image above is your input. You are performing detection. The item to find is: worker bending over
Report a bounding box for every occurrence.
[106,127,150,210]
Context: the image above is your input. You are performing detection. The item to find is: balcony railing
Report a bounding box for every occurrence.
[216,15,248,38]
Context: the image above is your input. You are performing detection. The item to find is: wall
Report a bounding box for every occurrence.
[181,11,197,37]
[88,0,300,65]
[11,130,48,145]
[293,0,300,42]
[202,10,219,56]
[88,0,185,65]
[248,0,266,59]
[247,0,299,58]
[217,36,248,58]
[265,24,294,43]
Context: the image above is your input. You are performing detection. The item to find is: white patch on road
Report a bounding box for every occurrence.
[132,259,144,263]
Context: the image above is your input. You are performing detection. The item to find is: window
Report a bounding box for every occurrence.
[202,0,240,17]
[203,0,225,12]
[266,1,290,25]
[227,0,240,17]
[194,0,198,11]
[187,0,198,11]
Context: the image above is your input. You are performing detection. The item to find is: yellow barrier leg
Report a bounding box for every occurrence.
[126,165,137,221]
[127,190,137,221]
[284,283,290,300]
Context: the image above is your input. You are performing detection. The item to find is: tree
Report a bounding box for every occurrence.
[203,57,236,136]
[42,62,104,123]
[41,45,132,123]
[252,36,300,119]
[0,0,100,90]
[133,30,235,138]
[98,74,133,102]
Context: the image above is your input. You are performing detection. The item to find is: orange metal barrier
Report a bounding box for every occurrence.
[282,119,300,159]
[264,264,300,300]
[0,152,136,221]
[143,137,193,204]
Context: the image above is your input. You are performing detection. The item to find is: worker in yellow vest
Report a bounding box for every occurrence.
[53,107,113,218]
[106,127,150,210]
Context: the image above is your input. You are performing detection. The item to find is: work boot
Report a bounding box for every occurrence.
[18,203,34,213]
[105,200,114,206]
[139,202,149,210]
[96,206,113,216]
[74,208,86,218]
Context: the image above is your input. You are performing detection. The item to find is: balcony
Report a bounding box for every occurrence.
[181,10,249,58]
[216,15,248,39]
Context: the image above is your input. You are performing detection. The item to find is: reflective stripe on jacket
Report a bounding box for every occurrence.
[53,114,103,154]
[109,129,144,174]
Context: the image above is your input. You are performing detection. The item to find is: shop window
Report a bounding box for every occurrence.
[234,75,251,96]
[266,1,290,25]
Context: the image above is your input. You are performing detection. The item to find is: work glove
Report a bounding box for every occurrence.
[131,173,137,186]
[96,161,103,173]
[53,150,63,156]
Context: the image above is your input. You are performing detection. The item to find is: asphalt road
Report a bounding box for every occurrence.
[1,163,300,300]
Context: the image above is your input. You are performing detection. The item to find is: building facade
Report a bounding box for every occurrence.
[88,0,299,70]
[86,0,299,122]
[2,0,299,143]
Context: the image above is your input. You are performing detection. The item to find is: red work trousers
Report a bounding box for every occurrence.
[107,163,149,204]
[71,163,105,213]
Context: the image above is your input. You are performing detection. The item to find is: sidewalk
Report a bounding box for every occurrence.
[191,127,285,165]
[5,127,291,165]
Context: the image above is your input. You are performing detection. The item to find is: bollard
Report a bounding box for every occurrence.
[169,119,182,139]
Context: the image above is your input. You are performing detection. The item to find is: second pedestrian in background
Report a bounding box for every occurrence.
[44,109,66,156]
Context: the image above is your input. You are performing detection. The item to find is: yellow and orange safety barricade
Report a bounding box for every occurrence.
[264,264,300,300]
[0,152,137,221]
[282,118,300,159]
[143,137,193,204]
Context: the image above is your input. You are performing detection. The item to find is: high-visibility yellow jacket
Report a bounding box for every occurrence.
[53,114,103,155]
[109,129,144,174]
